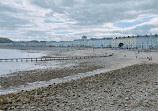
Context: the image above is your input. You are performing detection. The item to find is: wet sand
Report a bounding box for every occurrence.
[0,60,103,89]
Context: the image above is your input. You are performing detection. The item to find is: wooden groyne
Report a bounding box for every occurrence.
[0,55,113,62]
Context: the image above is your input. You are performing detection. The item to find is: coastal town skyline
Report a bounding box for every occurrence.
[1,34,158,50]
[0,33,157,42]
[0,0,158,41]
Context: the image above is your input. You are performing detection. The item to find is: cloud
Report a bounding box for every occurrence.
[55,32,72,35]
[44,20,64,24]
[114,17,154,28]
[0,0,158,41]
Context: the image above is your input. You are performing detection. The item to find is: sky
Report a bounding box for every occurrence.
[0,0,158,41]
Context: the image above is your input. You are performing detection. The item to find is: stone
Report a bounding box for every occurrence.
[125,97,129,100]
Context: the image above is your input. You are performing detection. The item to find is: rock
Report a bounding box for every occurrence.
[125,97,129,100]
[125,104,128,107]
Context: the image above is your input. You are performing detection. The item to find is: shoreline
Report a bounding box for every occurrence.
[0,47,155,95]
[1,47,158,110]
[0,61,138,95]
[0,58,106,94]
[0,63,158,110]
[0,51,139,95]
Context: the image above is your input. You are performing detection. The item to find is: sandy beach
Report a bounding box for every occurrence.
[0,48,138,93]
[0,47,158,110]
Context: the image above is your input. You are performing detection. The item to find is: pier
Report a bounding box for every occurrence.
[0,55,113,62]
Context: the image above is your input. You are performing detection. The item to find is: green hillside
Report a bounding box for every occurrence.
[0,37,13,43]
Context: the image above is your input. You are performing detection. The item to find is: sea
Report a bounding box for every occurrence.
[0,47,79,94]
[0,47,81,76]
[0,48,47,76]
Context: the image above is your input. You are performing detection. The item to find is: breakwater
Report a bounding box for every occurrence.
[0,55,113,62]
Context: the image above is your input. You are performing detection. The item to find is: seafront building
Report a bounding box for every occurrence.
[112,34,158,49]
[0,34,158,49]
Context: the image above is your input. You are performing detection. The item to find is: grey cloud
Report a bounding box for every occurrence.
[108,24,158,36]
[31,0,65,14]
[21,30,66,41]
[23,30,48,36]
[0,2,28,14]
[0,13,30,30]
[0,2,31,31]
[64,0,150,26]
[137,0,158,15]
[1,0,158,41]
[128,24,158,35]
[0,2,18,13]
[32,0,151,26]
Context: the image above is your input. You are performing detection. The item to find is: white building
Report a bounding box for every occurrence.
[136,34,158,49]
[90,38,112,48]
[111,34,158,49]
[46,41,56,47]
[1,34,158,49]
[73,36,88,47]
[111,36,137,49]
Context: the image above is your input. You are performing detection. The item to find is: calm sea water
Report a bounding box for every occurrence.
[0,49,45,59]
[0,47,79,76]
[0,48,47,76]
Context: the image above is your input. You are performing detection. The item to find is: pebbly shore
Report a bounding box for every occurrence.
[0,59,103,89]
[0,63,158,111]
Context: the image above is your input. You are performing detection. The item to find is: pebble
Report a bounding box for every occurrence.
[125,97,129,100]
[0,63,158,110]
